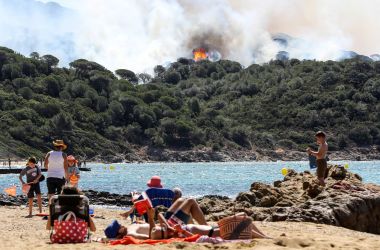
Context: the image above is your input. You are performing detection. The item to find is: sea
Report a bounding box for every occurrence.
[1,161,379,199]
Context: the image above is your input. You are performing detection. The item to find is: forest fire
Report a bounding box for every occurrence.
[193,48,208,61]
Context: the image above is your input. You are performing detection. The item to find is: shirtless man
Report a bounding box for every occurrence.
[307,131,328,186]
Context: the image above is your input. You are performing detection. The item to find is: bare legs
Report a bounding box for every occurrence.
[318,177,326,186]
[37,194,42,213]
[168,198,207,225]
[28,198,33,216]
[48,194,53,203]
[28,194,43,216]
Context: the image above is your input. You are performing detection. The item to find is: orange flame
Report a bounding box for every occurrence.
[193,48,208,61]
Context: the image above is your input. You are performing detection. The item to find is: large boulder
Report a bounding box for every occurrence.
[199,165,380,235]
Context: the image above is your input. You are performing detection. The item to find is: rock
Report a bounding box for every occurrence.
[307,184,323,198]
[235,192,257,205]
[275,199,294,207]
[273,180,282,187]
[330,166,347,180]
[197,195,232,215]
[259,195,278,207]
[196,165,380,235]
[302,181,310,190]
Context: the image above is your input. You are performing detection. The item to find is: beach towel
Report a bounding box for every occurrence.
[110,234,201,245]
[309,155,317,169]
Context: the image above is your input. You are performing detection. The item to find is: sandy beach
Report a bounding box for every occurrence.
[0,206,378,250]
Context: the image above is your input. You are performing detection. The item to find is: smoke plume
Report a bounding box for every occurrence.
[0,0,379,73]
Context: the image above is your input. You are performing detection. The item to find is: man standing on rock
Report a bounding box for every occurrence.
[307,131,328,186]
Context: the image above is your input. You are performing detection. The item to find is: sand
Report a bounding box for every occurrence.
[0,206,379,250]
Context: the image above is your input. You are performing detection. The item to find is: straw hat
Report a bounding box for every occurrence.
[53,139,67,150]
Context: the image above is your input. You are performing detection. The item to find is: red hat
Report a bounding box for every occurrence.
[147,176,163,188]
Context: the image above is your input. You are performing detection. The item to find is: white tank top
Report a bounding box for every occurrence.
[47,151,65,178]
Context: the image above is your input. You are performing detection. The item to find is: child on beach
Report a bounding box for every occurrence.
[67,155,80,188]
[307,131,328,186]
[19,157,43,217]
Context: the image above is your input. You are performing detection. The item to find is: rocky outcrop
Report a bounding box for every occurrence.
[0,190,133,207]
[200,165,380,234]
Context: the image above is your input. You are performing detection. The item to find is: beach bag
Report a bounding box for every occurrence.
[51,211,88,244]
[218,213,253,240]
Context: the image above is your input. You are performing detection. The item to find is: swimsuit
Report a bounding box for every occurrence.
[167,210,190,227]
[316,159,327,178]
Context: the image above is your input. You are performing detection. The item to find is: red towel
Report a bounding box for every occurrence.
[110,234,201,245]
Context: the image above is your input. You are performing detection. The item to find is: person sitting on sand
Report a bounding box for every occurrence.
[307,131,328,186]
[120,187,183,220]
[46,186,96,232]
[19,157,43,217]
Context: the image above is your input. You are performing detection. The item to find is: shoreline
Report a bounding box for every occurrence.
[2,146,379,165]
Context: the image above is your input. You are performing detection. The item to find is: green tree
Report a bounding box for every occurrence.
[115,69,138,84]
[41,54,59,67]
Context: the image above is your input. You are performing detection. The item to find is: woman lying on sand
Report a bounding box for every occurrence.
[105,198,269,240]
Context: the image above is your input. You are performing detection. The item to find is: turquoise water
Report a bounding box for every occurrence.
[1,161,379,198]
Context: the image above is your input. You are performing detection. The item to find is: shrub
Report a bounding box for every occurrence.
[348,126,373,146]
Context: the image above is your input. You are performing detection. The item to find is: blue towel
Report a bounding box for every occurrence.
[309,155,317,169]
[145,188,175,208]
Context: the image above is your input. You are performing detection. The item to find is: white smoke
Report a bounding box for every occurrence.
[0,0,380,73]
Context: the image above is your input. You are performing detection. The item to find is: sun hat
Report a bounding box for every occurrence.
[147,176,163,188]
[53,139,67,150]
[67,155,78,163]
[104,220,121,238]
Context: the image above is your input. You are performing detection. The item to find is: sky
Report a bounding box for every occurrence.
[0,0,379,73]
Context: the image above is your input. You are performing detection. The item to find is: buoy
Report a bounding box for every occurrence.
[281,168,288,176]
[110,166,115,170]
[344,164,349,169]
